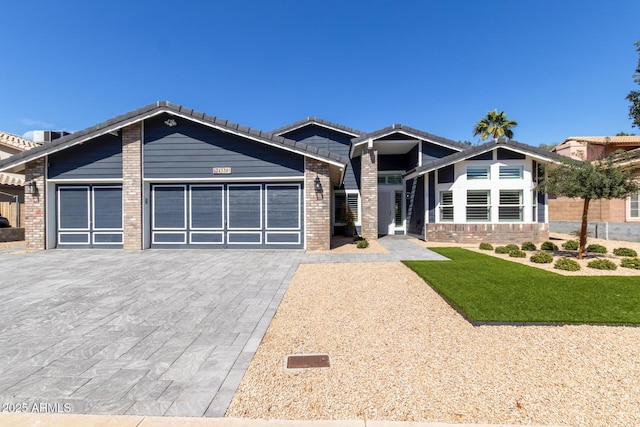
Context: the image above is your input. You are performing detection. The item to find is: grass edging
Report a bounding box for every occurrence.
[404,247,640,326]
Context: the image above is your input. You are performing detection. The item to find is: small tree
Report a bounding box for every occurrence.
[541,154,638,259]
[627,41,640,128]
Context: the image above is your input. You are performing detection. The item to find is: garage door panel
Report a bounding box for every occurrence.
[59,232,90,244]
[190,232,224,244]
[190,186,223,229]
[153,232,187,244]
[93,233,123,244]
[265,232,300,244]
[228,185,261,230]
[58,187,90,230]
[227,232,262,244]
[154,186,186,229]
[266,185,300,229]
[93,187,123,229]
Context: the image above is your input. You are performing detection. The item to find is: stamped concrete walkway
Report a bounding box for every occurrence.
[0,237,444,419]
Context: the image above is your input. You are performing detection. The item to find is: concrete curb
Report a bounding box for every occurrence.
[0,413,572,427]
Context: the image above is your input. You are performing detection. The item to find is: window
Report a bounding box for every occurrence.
[440,191,453,222]
[630,193,640,218]
[532,191,538,222]
[378,174,403,185]
[466,190,490,221]
[467,166,489,180]
[394,191,403,226]
[499,190,523,221]
[334,192,359,223]
[499,165,523,179]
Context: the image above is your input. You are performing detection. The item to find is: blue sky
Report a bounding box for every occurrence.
[1,1,639,146]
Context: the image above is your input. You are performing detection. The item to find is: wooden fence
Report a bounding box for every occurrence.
[0,201,24,228]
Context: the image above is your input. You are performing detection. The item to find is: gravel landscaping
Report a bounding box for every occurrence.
[227,261,640,427]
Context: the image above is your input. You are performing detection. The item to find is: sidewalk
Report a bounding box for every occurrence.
[0,412,571,427]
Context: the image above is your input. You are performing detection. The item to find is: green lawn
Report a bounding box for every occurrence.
[403,248,640,325]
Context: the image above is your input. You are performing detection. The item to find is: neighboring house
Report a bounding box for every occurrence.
[551,136,640,234]
[0,101,564,251]
[0,131,39,227]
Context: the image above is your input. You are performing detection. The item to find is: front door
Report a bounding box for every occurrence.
[378,191,394,235]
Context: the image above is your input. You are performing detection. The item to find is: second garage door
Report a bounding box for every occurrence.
[151,183,303,248]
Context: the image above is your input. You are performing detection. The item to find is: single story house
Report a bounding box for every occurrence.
[0,101,565,251]
[551,136,640,226]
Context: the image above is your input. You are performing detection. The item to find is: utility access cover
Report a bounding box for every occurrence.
[286,354,330,369]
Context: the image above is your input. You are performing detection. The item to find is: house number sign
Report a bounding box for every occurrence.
[213,167,232,174]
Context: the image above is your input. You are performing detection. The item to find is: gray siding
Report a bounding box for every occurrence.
[422,142,458,163]
[280,125,360,190]
[406,176,425,235]
[48,133,122,179]
[144,114,304,179]
[538,191,546,222]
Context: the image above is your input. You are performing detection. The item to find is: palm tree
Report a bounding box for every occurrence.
[473,109,518,141]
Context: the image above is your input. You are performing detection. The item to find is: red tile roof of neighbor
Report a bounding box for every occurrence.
[0,131,36,187]
[564,136,640,145]
[0,131,38,151]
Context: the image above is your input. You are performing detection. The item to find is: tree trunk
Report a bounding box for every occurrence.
[578,198,590,260]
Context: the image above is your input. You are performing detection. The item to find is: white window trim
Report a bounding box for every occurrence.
[498,189,524,222]
[334,190,361,225]
[466,166,490,180]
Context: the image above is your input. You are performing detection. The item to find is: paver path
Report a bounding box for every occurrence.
[0,238,443,417]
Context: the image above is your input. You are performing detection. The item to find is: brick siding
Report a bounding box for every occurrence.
[360,148,378,240]
[24,158,46,251]
[305,158,331,250]
[425,223,549,244]
[122,123,143,250]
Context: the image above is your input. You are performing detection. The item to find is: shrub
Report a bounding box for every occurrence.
[504,244,519,252]
[586,244,607,254]
[530,252,553,264]
[509,249,526,258]
[479,242,494,250]
[614,247,638,257]
[587,259,617,270]
[562,240,579,250]
[554,257,581,271]
[621,257,640,270]
[541,241,559,251]
[521,241,536,251]
[495,246,511,254]
[356,239,369,249]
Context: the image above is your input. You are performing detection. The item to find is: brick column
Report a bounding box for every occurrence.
[360,148,378,240]
[24,158,46,251]
[122,123,143,250]
[305,158,331,251]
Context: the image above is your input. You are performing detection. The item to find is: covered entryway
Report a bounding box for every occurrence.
[150,183,303,248]
[378,187,404,236]
[56,185,123,248]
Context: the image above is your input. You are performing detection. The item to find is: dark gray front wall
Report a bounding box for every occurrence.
[48,133,123,179]
[144,114,304,179]
[406,176,425,235]
[280,125,360,189]
[422,143,458,163]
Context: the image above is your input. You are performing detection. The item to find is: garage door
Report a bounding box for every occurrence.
[151,183,303,248]
[57,185,123,248]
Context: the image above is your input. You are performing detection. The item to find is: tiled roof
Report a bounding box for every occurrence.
[351,124,468,150]
[0,101,349,173]
[0,172,24,186]
[564,136,640,145]
[272,117,365,137]
[0,131,38,151]
[409,139,568,177]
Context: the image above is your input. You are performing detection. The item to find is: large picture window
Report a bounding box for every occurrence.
[466,190,490,221]
[467,166,489,180]
[499,165,523,179]
[499,190,523,221]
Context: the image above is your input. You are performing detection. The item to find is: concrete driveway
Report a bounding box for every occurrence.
[0,238,445,418]
[0,249,305,417]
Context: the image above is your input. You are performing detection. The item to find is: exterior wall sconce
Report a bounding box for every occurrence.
[24,181,37,195]
[314,176,323,194]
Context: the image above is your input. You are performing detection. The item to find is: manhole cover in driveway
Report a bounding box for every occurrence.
[286,354,330,369]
